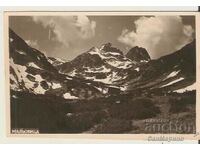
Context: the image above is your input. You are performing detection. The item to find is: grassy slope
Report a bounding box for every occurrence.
[10,90,196,134]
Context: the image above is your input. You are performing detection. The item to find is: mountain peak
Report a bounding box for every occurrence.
[100,43,123,55]
[126,46,151,62]
[100,42,112,50]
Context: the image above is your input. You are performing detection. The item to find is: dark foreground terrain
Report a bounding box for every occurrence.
[11,90,196,134]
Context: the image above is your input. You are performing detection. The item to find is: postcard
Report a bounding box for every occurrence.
[3,11,200,142]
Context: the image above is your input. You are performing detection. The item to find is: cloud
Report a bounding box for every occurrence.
[25,40,39,49]
[32,16,96,48]
[118,16,194,59]
[75,16,96,39]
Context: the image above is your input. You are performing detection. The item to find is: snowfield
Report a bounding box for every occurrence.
[89,46,133,69]
[10,58,49,94]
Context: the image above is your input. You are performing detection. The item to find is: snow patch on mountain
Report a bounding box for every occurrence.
[63,92,79,99]
[84,66,111,73]
[10,58,48,94]
[48,59,54,64]
[10,59,34,91]
[174,82,196,93]
[52,82,62,89]
[85,71,123,84]
[160,77,185,88]
[106,59,132,69]
[65,76,73,80]
[94,86,109,94]
[10,58,27,83]
[10,74,21,91]
[33,79,46,94]
[56,58,65,63]
[89,48,114,60]
[12,95,18,99]
[10,38,14,42]
[135,67,140,72]
[166,70,180,79]
[105,52,121,56]
[16,49,26,55]
[120,86,128,91]
[68,70,77,76]
[28,62,42,69]
[140,60,148,63]
[88,46,133,70]
[37,56,41,60]
[86,76,112,84]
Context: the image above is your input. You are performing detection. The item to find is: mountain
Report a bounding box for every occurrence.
[9,28,196,99]
[57,40,196,94]
[126,46,151,62]
[9,29,57,93]
[9,29,105,100]
[58,43,143,86]
[123,40,196,94]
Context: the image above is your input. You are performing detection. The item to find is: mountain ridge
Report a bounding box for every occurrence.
[9,28,196,99]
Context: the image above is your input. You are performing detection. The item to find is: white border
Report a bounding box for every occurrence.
[0,7,199,144]
[0,0,200,6]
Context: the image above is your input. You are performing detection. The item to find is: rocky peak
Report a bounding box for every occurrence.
[126,46,151,62]
[100,42,112,50]
[100,43,123,55]
[9,28,57,73]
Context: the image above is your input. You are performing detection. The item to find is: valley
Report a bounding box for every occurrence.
[9,28,196,134]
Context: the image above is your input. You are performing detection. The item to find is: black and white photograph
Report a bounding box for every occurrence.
[6,12,197,135]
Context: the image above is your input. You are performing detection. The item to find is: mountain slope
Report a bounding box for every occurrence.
[124,40,196,94]
[48,57,66,67]
[9,29,104,99]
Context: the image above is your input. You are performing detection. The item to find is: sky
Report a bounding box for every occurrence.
[9,15,195,60]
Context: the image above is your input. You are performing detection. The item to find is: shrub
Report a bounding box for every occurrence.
[64,111,107,133]
[169,96,196,113]
[94,119,132,133]
[109,98,160,120]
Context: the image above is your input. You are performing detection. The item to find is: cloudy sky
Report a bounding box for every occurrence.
[9,15,195,60]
